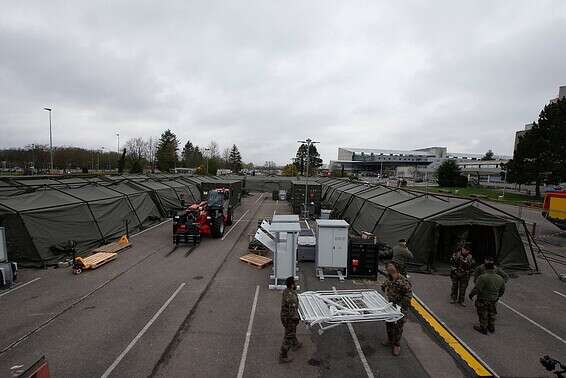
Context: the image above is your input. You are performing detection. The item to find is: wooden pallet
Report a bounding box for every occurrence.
[76,252,117,270]
[239,253,272,269]
[93,235,131,254]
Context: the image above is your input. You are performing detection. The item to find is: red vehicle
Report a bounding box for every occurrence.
[173,188,233,244]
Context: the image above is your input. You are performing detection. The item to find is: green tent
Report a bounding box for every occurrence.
[318,178,535,272]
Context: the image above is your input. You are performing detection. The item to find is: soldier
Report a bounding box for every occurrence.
[381,261,413,356]
[450,244,475,306]
[279,276,302,363]
[473,256,509,283]
[391,239,414,276]
[469,261,505,334]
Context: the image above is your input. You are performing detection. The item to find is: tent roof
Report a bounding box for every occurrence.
[59,185,123,202]
[0,189,82,212]
[367,189,417,207]
[390,195,468,219]
[427,203,513,226]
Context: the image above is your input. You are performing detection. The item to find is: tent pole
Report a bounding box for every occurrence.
[522,221,539,272]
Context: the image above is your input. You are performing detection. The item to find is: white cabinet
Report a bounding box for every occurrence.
[316,220,349,269]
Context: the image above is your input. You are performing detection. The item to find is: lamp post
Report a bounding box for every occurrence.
[101,147,105,172]
[43,107,53,172]
[204,148,211,175]
[297,138,319,218]
[116,132,120,152]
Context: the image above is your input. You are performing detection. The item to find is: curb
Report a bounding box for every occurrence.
[410,294,497,377]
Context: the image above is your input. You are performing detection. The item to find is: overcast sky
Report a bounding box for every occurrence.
[1,1,565,165]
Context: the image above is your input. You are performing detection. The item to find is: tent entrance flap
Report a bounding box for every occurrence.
[436,225,497,265]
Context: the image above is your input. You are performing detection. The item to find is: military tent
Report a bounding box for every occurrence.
[319,179,535,272]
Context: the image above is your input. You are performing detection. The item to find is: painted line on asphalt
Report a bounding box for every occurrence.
[553,290,566,299]
[101,282,186,378]
[499,300,566,344]
[0,278,41,299]
[273,200,278,216]
[222,209,250,240]
[411,294,496,377]
[131,219,172,238]
[333,286,375,378]
[254,194,263,204]
[237,285,260,378]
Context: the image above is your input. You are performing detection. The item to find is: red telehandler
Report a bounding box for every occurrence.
[172,188,233,244]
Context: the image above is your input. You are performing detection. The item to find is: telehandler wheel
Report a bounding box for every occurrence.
[226,209,233,226]
[212,216,225,238]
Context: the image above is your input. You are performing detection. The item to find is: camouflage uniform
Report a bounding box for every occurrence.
[473,264,509,283]
[469,270,505,332]
[391,245,414,276]
[280,288,300,358]
[450,251,475,303]
[381,276,412,347]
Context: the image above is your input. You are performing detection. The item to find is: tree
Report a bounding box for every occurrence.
[156,129,179,172]
[181,140,204,168]
[481,149,494,161]
[207,141,220,159]
[228,144,242,173]
[293,143,323,176]
[282,163,298,176]
[435,160,467,187]
[125,137,148,173]
[221,147,231,169]
[506,97,566,196]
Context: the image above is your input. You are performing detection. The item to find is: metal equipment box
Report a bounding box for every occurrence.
[320,209,332,220]
[269,222,301,289]
[0,227,6,263]
[272,215,300,223]
[297,229,316,261]
[348,239,380,278]
[290,181,322,216]
[0,262,17,288]
[316,219,349,271]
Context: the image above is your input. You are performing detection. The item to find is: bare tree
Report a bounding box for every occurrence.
[125,137,149,173]
[207,141,220,158]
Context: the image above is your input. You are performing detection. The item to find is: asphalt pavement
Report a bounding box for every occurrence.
[0,195,465,378]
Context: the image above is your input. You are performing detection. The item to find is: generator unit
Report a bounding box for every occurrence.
[315,219,349,280]
[348,239,380,278]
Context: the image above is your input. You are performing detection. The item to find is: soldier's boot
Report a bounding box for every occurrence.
[473,325,487,335]
[457,301,466,307]
[487,325,495,333]
[392,346,401,356]
[279,354,293,364]
[291,342,303,351]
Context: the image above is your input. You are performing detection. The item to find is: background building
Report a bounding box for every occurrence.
[330,146,510,183]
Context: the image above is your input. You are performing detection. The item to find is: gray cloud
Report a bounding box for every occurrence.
[1,1,565,164]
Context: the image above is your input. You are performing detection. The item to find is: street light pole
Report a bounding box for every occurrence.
[205,148,211,175]
[116,132,120,152]
[297,138,319,218]
[43,107,53,172]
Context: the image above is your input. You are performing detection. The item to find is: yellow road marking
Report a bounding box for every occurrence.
[411,297,494,377]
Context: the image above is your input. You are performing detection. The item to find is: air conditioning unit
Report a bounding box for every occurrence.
[0,262,17,288]
[0,227,17,289]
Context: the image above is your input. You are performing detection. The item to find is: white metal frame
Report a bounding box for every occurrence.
[298,289,404,334]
